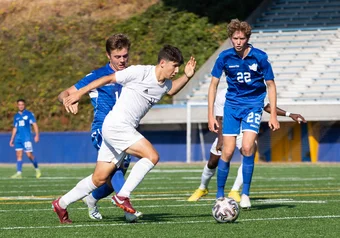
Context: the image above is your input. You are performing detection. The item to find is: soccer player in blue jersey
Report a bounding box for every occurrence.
[208,19,280,209]
[188,89,307,202]
[58,33,141,222]
[9,99,41,179]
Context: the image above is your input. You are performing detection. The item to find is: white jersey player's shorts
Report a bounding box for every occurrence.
[97,123,144,165]
[210,134,243,156]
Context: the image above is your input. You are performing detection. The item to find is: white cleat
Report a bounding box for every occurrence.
[125,210,143,223]
[82,197,102,220]
[88,206,103,220]
[240,194,251,210]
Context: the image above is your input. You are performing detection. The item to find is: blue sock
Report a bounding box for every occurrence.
[92,183,114,200]
[30,158,38,169]
[17,160,23,172]
[241,154,255,196]
[216,159,230,199]
[110,168,125,193]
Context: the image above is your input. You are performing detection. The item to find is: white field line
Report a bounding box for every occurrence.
[0,198,330,212]
[1,188,340,196]
[1,215,340,230]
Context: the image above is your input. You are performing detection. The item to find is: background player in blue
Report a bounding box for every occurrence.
[9,99,41,179]
[208,19,280,209]
[58,33,141,222]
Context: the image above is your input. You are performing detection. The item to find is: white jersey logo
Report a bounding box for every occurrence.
[248,63,258,71]
[23,115,28,120]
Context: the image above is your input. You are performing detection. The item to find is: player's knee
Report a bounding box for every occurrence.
[207,155,219,169]
[148,153,159,165]
[241,145,254,156]
[92,174,108,187]
[222,150,233,162]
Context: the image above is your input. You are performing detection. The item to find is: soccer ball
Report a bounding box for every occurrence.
[212,197,239,223]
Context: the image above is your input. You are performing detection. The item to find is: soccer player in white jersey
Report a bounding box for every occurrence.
[52,45,196,223]
[208,19,280,209]
[188,88,307,203]
[58,34,142,222]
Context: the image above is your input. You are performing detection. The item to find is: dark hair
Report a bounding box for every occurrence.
[227,19,252,39]
[106,34,131,54]
[157,45,184,65]
[17,99,25,103]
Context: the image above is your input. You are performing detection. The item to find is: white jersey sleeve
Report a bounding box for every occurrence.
[214,88,227,117]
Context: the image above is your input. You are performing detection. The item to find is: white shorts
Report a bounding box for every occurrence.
[97,122,144,164]
[210,134,243,156]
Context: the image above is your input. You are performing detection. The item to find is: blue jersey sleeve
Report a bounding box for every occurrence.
[74,71,99,90]
[211,54,225,79]
[259,54,274,81]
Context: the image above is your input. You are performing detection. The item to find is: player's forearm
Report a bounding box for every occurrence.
[168,75,190,96]
[267,82,277,117]
[208,79,219,119]
[264,103,286,117]
[10,128,16,141]
[78,74,115,96]
[32,123,39,136]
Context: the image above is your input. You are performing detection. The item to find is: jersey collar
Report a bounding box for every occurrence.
[106,62,116,74]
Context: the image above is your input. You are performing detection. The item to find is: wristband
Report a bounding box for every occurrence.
[285,111,291,117]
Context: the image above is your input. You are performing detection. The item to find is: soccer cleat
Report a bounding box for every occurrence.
[88,206,103,220]
[125,210,143,223]
[112,195,136,214]
[82,197,102,220]
[240,194,251,209]
[228,190,241,203]
[35,169,42,179]
[52,198,72,223]
[187,188,209,201]
[10,173,22,179]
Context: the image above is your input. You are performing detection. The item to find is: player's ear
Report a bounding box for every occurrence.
[106,52,111,60]
[159,59,167,68]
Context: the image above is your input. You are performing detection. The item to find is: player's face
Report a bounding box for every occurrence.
[107,48,129,71]
[161,60,180,79]
[231,31,249,53]
[17,101,25,112]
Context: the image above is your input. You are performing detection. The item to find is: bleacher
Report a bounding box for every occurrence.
[182,0,340,104]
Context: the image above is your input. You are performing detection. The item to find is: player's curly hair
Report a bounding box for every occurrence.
[157,45,184,65]
[106,33,131,53]
[227,19,252,39]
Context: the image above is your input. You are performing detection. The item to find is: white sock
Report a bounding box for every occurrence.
[117,158,154,198]
[231,163,243,191]
[59,174,97,209]
[84,194,97,208]
[199,164,216,190]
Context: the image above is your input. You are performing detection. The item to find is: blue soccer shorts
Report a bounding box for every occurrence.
[91,129,103,151]
[15,140,33,152]
[223,105,263,135]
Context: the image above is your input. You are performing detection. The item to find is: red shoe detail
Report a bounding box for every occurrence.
[52,198,72,224]
[112,195,136,214]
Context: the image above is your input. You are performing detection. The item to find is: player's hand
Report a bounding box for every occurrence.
[9,140,14,147]
[184,56,196,78]
[208,117,219,133]
[268,116,280,131]
[64,102,79,114]
[290,113,307,124]
[216,139,223,151]
[63,93,81,111]
[34,135,39,143]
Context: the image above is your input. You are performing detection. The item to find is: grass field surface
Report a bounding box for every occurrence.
[1,163,340,237]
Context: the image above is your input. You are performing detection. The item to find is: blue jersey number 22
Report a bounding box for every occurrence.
[237,72,251,83]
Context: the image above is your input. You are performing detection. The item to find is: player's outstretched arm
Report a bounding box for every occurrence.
[64,74,116,111]
[264,104,307,123]
[208,77,220,133]
[168,57,196,96]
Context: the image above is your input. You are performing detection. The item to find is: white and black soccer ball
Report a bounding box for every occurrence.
[212,197,239,223]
